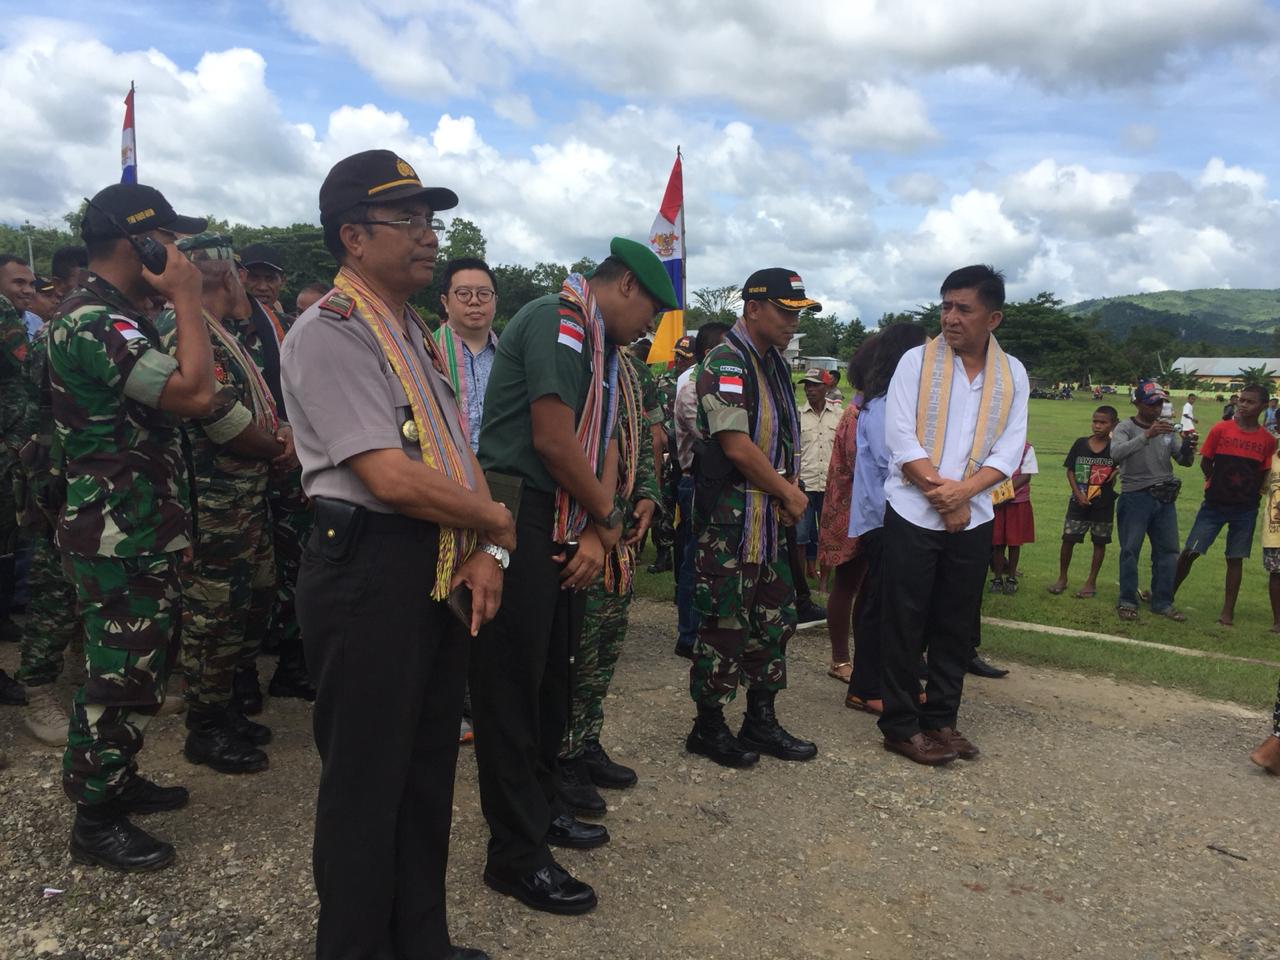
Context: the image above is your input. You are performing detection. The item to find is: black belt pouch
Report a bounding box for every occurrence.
[312,497,368,563]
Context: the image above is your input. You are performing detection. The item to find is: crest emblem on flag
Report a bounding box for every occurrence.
[650,231,678,258]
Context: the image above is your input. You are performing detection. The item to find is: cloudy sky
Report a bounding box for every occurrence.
[1,0,1278,322]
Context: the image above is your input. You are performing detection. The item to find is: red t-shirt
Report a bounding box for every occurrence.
[1200,419,1275,509]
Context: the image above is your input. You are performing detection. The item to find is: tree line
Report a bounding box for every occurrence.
[2,210,1266,384]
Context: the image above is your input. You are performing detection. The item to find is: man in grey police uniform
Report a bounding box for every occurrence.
[281,149,514,960]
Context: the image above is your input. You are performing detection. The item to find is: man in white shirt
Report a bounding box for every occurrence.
[797,368,839,579]
[879,265,1029,767]
[1181,394,1198,433]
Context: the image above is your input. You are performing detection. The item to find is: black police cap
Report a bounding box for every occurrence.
[240,243,286,272]
[80,183,207,242]
[319,149,458,224]
[742,267,822,313]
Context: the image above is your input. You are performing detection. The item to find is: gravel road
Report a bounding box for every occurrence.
[2,597,1277,960]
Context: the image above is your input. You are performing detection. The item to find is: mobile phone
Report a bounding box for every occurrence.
[1160,400,1173,421]
[446,583,473,630]
[83,196,169,274]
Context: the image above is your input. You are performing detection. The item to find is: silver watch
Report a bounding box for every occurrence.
[479,542,510,570]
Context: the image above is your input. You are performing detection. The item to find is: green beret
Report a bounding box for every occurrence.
[608,236,679,311]
[177,232,236,263]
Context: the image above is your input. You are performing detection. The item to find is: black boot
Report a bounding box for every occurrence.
[0,668,27,706]
[183,704,269,774]
[226,700,272,745]
[268,656,316,701]
[582,740,637,789]
[685,704,759,768]
[647,550,673,574]
[556,757,606,815]
[0,553,22,644]
[232,663,263,716]
[737,689,817,761]
[116,776,190,815]
[69,805,175,872]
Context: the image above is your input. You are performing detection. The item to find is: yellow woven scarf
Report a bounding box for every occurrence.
[915,334,1014,479]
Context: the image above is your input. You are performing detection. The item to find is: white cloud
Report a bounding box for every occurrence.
[808,82,938,152]
[888,172,946,206]
[492,93,536,127]
[1122,122,1160,151]
[1002,159,1137,238]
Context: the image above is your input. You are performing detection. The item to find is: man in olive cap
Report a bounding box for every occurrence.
[472,236,676,915]
[50,182,216,871]
[686,268,819,768]
[157,234,289,776]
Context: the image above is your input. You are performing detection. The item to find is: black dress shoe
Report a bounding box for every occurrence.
[546,813,609,849]
[673,642,696,661]
[737,690,817,761]
[967,655,1009,679]
[686,708,759,768]
[581,740,637,789]
[794,597,827,629]
[483,861,597,915]
[443,947,490,960]
[557,758,606,815]
[0,668,26,706]
[268,664,316,701]
[70,808,175,872]
[116,776,189,815]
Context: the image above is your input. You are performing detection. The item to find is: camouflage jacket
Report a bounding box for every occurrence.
[47,275,190,557]
[156,310,270,495]
[15,325,65,533]
[654,368,678,433]
[625,354,662,510]
[0,293,36,459]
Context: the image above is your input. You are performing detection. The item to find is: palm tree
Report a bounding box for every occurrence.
[1237,363,1278,385]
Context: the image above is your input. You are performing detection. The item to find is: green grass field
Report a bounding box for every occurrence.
[632,394,1280,710]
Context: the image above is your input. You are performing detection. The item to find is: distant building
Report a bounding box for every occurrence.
[783,332,807,368]
[1171,357,1280,387]
[800,355,841,372]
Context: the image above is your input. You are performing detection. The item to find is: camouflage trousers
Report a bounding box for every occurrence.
[182,484,273,707]
[690,524,795,708]
[259,467,310,661]
[561,583,633,760]
[63,552,182,807]
[16,533,79,687]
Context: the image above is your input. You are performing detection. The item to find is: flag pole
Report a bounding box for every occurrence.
[130,81,136,180]
[677,145,685,315]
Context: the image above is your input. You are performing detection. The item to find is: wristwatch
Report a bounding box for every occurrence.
[597,506,626,530]
[478,542,510,570]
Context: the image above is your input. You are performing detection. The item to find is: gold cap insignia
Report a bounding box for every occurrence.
[395,158,416,179]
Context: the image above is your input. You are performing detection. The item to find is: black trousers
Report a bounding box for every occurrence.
[300,511,467,960]
[878,505,992,742]
[470,490,584,878]
[847,527,884,701]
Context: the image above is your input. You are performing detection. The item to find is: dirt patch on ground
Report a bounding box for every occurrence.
[2,597,1278,960]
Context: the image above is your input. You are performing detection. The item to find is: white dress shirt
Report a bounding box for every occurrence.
[883,344,1030,531]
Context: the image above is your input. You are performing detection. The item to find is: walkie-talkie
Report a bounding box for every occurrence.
[82,196,168,274]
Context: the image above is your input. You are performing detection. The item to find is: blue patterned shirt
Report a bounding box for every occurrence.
[461,336,497,453]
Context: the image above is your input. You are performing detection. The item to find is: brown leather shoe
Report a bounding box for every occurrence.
[931,726,980,760]
[883,732,957,766]
[1250,734,1280,774]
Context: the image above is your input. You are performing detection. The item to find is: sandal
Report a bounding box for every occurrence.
[1117,606,1139,621]
[844,694,883,715]
[989,577,1004,593]
[1073,587,1096,599]
[1158,608,1187,622]
[827,660,853,683]
[1046,582,1066,595]
[1004,576,1019,594]
[1137,589,1151,603]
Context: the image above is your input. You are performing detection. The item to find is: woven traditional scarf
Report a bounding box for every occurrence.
[602,355,641,594]
[207,311,278,433]
[722,320,801,563]
[333,267,477,599]
[553,273,620,543]
[259,302,287,343]
[915,333,1014,480]
[433,323,498,442]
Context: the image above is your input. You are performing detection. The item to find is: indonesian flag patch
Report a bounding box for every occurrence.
[719,375,744,395]
[557,317,585,353]
[111,317,144,341]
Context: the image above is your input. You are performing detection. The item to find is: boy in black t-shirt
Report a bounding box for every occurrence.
[1048,406,1119,598]
[1173,383,1274,626]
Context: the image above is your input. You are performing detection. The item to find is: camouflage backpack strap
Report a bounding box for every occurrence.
[315,290,355,322]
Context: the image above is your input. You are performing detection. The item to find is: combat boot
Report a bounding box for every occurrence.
[23,683,67,746]
[685,705,759,768]
[582,740,637,789]
[233,663,264,716]
[116,775,190,815]
[227,700,272,746]
[268,654,316,702]
[646,550,673,574]
[737,689,817,761]
[183,704,269,774]
[556,757,606,815]
[70,805,175,872]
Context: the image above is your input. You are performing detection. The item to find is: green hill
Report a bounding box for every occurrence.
[1066,288,1280,330]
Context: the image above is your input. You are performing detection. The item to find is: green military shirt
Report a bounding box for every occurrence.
[0,293,36,458]
[694,340,796,526]
[47,275,190,557]
[478,294,614,493]
[156,310,268,493]
[625,354,662,509]
[654,368,678,433]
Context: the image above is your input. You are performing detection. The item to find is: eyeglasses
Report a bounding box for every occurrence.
[451,287,495,304]
[355,216,445,238]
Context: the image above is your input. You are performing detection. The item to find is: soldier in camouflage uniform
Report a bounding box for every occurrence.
[645,344,687,574]
[15,277,83,743]
[160,235,287,775]
[556,351,662,814]
[686,269,821,769]
[0,254,37,699]
[49,182,216,872]
[234,243,313,710]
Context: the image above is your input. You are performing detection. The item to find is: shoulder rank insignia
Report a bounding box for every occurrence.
[318,291,355,321]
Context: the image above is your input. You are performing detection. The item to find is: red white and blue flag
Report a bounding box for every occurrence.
[645,149,684,365]
[120,84,137,184]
